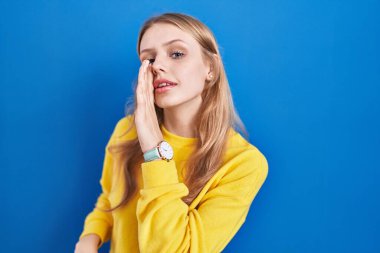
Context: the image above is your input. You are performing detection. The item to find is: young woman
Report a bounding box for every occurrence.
[75,12,268,253]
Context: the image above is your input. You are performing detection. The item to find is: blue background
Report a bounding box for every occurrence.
[1,1,379,252]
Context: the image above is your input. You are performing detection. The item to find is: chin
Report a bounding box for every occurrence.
[154,93,202,110]
[154,97,179,109]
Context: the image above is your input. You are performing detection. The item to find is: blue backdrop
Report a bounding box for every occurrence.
[1,1,379,252]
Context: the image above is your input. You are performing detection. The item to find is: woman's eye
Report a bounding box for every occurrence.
[142,51,184,63]
[171,51,184,59]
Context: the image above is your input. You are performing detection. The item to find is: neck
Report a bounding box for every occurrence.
[162,96,202,138]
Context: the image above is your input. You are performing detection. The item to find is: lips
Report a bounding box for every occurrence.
[153,78,177,89]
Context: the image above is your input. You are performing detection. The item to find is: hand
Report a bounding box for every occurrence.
[134,60,163,153]
[74,234,99,253]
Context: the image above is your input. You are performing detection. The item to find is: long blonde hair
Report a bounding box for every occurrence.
[104,13,246,211]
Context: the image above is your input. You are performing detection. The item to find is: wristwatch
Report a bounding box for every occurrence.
[143,140,174,162]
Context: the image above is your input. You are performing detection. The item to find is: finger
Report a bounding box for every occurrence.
[146,73,155,107]
[146,64,154,95]
[137,60,146,84]
[136,60,149,101]
[138,60,149,87]
[142,60,151,93]
[143,61,152,87]
[142,62,154,107]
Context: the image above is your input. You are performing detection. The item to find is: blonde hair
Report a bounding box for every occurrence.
[104,13,247,212]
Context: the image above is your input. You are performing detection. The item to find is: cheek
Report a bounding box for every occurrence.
[175,62,206,92]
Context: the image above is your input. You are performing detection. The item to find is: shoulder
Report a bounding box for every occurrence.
[108,114,137,145]
[207,129,268,202]
[223,129,269,181]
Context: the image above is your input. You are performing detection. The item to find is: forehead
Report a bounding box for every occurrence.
[139,23,200,53]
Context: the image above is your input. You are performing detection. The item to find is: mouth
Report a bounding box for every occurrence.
[154,83,177,93]
[153,79,178,94]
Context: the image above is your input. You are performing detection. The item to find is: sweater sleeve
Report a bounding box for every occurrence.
[78,127,117,248]
[136,149,268,253]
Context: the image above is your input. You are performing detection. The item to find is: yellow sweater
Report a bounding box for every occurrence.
[79,116,268,253]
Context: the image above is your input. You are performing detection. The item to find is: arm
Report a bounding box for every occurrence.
[78,123,119,248]
[136,149,268,253]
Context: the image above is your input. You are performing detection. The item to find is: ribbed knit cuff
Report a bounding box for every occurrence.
[141,160,179,188]
[79,221,110,248]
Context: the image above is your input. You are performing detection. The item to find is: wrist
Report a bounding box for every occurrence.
[143,140,174,162]
[142,140,162,153]
[145,158,162,162]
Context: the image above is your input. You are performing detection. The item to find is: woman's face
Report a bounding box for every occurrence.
[139,23,211,110]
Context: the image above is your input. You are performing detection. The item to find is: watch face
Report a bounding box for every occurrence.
[159,141,174,160]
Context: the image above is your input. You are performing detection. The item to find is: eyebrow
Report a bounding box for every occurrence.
[139,39,187,54]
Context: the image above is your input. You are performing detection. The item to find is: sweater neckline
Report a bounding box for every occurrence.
[160,124,197,147]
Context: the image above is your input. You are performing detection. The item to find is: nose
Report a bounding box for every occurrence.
[150,55,166,75]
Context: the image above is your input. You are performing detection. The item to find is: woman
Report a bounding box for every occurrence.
[75,12,268,253]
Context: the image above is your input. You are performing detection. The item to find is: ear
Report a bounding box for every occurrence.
[206,53,217,81]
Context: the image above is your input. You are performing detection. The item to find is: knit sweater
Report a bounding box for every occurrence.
[79,116,268,252]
